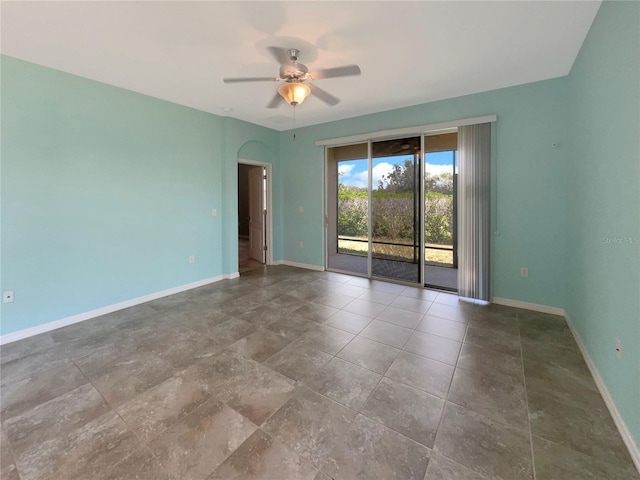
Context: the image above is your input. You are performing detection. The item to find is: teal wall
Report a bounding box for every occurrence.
[278,78,569,309]
[566,1,640,447]
[0,56,279,335]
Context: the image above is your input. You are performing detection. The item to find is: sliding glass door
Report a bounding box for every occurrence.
[424,132,458,291]
[325,118,493,298]
[326,138,422,285]
[326,143,369,275]
[371,137,421,283]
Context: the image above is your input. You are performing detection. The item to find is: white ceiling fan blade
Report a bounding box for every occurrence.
[266,46,292,65]
[223,77,278,83]
[266,92,284,108]
[309,84,340,106]
[309,65,361,80]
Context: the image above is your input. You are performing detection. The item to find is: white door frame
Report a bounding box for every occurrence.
[238,159,273,266]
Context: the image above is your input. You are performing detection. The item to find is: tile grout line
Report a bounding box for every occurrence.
[311,291,400,416]
[0,420,22,480]
[428,312,470,465]
[275,370,436,475]
[517,316,538,480]
[356,292,473,474]
[258,280,453,469]
[424,302,537,477]
[66,354,177,480]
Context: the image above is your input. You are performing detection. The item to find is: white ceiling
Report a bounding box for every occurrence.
[1,1,601,131]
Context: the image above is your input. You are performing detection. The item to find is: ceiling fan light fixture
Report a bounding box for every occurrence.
[278,82,311,106]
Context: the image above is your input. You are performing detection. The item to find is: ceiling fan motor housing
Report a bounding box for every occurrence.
[279,62,308,81]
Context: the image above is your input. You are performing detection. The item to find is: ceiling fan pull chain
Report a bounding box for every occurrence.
[293,104,297,142]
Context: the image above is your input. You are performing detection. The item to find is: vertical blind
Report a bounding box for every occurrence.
[457,123,492,300]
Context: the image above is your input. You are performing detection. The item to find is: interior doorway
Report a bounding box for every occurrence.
[238,160,272,272]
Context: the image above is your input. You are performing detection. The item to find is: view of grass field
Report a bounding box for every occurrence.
[338,236,453,265]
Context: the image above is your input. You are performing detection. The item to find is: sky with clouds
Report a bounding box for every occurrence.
[339,151,455,188]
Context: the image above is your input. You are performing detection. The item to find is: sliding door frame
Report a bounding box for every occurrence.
[325,135,424,286]
[322,115,497,289]
[419,135,426,286]
[367,141,373,278]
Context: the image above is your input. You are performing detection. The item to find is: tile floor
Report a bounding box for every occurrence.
[1,266,638,480]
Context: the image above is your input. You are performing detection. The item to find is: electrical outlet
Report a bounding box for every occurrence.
[299,241,304,249]
[299,206,304,213]
[520,267,529,277]
[189,256,195,264]
[3,291,14,303]
[615,339,622,359]
[211,208,217,216]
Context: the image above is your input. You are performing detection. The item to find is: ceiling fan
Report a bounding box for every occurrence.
[223,47,361,108]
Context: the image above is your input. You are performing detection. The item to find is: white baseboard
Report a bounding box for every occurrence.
[564,312,640,473]
[0,274,236,345]
[275,260,325,272]
[492,296,565,316]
